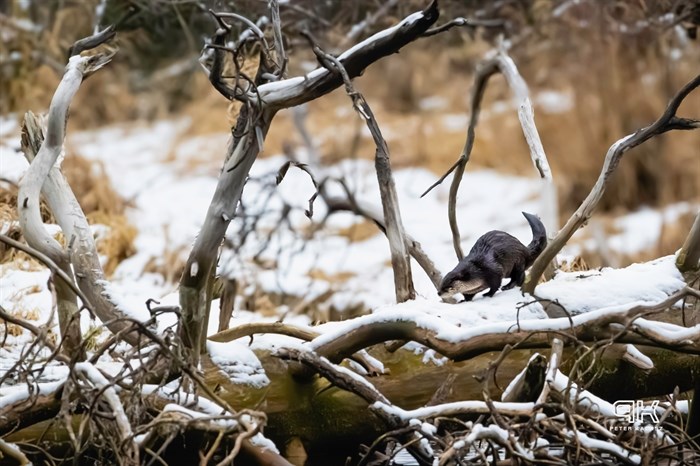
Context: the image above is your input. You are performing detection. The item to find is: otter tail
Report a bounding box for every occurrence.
[522,212,547,264]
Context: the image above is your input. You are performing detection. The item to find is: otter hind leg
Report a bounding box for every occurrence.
[502,263,526,291]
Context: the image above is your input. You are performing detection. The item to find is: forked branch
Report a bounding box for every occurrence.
[422,49,554,259]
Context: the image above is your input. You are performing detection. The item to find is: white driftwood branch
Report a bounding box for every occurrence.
[372,400,535,420]
[74,362,139,465]
[17,58,92,266]
[17,56,110,356]
[495,51,558,234]
[21,106,140,345]
[535,337,563,406]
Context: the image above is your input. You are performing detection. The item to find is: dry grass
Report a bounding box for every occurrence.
[88,212,137,276]
[2,308,41,337]
[332,219,380,243]
[62,154,127,216]
[0,154,137,276]
[2,2,698,282]
[580,210,698,269]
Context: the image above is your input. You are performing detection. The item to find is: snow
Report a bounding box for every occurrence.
[501,353,543,401]
[563,429,641,464]
[206,341,270,387]
[607,203,696,255]
[623,344,654,370]
[536,256,685,315]
[2,115,690,384]
[0,380,64,409]
[551,371,616,417]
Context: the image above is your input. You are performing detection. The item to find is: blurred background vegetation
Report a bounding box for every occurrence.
[1,0,699,269]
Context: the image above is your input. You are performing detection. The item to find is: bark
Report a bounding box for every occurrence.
[4,345,698,462]
[21,110,140,347]
[298,288,700,368]
[677,210,700,273]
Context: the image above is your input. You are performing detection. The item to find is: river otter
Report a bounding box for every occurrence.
[439,212,547,302]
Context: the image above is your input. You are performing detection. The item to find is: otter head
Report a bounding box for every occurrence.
[439,262,487,302]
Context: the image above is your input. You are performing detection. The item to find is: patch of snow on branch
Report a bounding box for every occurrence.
[206,341,270,388]
[537,255,685,314]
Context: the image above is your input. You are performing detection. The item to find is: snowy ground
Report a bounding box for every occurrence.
[0,116,694,384]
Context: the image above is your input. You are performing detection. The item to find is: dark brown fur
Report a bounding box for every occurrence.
[439,212,547,301]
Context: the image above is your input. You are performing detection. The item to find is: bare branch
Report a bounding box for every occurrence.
[422,57,498,258]
[277,347,433,465]
[16,55,114,357]
[0,233,95,319]
[302,31,415,302]
[21,110,141,346]
[209,322,319,343]
[181,2,439,364]
[0,439,30,465]
[525,74,700,293]
[535,337,563,406]
[255,1,439,109]
[422,17,505,37]
[268,0,287,76]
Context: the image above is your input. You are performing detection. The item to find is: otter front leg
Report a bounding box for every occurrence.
[502,263,525,290]
[482,263,505,297]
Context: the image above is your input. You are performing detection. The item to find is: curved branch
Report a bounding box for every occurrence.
[21,110,141,346]
[16,55,111,357]
[208,322,319,343]
[302,34,415,302]
[525,74,700,293]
